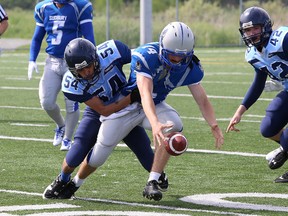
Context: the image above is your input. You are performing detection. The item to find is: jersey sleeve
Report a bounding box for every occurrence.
[114,40,131,65]
[131,49,155,79]
[29,25,46,61]
[79,1,95,45]
[62,72,94,103]
[282,32,288,55]
[0,4,8,22]
[78,1,93,25]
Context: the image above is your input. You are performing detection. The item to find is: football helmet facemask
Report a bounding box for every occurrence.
[239,7,273,49]
[64,38,100,81]
[159,21,195,71]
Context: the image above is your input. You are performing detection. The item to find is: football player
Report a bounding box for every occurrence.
[0,4,8,36]
[57,22,223,201]
[28,0,95,150]
[226,7,288,182]
[43,38,168,199]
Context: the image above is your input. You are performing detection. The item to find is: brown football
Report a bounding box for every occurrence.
[164,132,188,156]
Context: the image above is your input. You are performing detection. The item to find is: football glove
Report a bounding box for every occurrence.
[28,61,39,80]
[130,88,141,104]
[264,80,283,92]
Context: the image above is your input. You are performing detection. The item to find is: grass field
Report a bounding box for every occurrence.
[1,47,288,216]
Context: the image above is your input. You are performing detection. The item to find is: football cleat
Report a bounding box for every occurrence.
[60,138,72,151]
[58,180,79,199]
[53,126,65,146]
[267,147,288,169]
[43,175,68,199]
[158,172,169,192]
[274,171,288,183]
[143,180,162,201]
[266,147,283,162]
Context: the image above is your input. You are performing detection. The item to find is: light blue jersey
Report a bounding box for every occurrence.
[62,40,131,105]
[245,26,288,90]
[125,42,204,104]
[34,0,93,58]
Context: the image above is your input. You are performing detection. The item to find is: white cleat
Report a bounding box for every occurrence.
[60,138,72,151]
[53,126,65,146]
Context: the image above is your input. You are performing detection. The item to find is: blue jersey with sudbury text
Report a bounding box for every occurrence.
[62,40,131,105]
[245,26,288,90]
[34,0,93,58]
[126,42,204,104]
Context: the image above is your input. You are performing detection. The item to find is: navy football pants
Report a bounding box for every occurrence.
[65,106,154,172]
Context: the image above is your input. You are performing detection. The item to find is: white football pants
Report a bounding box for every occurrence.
[39,55,79,140]
[88,101,183,167]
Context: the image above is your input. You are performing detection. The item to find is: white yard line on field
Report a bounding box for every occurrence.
[0,189,256,216]
[0,135,265,158]
[0,85,274,101]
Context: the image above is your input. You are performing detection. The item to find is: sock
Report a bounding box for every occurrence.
[148,171,161,182]
[60,171,71,183]
[280,129,288,151]
[73,174,85,187]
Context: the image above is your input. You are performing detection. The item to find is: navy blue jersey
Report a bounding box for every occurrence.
[124,42,204,104]
[33,0,93,58]
[242,26,288,109]
[62,40,131,104]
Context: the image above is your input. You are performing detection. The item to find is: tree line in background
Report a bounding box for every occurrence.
[2,0,288,10]
[2,0,287,47]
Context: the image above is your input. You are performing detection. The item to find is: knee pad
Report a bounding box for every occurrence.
[87,143,114,168]
[260,116,278,138]
[40,98,57,110]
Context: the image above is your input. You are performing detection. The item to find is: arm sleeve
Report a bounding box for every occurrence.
[282,33,288,55]
[29,25,46,61]
[81,22,96,45]
[63,91,93,103]
[241,69,267,109]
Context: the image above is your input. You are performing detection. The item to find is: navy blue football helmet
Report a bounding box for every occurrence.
[239,7,273,49]
[64,38,100,81]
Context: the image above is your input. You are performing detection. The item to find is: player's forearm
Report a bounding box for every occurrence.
[141,96,158,127]
[95,96,131,117]
[199,100,218,127]
[235,105,247,117]
[0,20,8,35]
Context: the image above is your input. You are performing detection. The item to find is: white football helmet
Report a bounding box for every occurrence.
[159,21,195,71]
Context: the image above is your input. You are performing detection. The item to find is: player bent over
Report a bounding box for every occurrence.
[54,22,223,201]
[43,38,168,199]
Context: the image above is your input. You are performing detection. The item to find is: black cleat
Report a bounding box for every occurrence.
[58,180,79,199]
[43,175,68,199]
[143,180,162,201]
[274,172,288,183]
[268,149,288,169]
[158,172,169,192]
